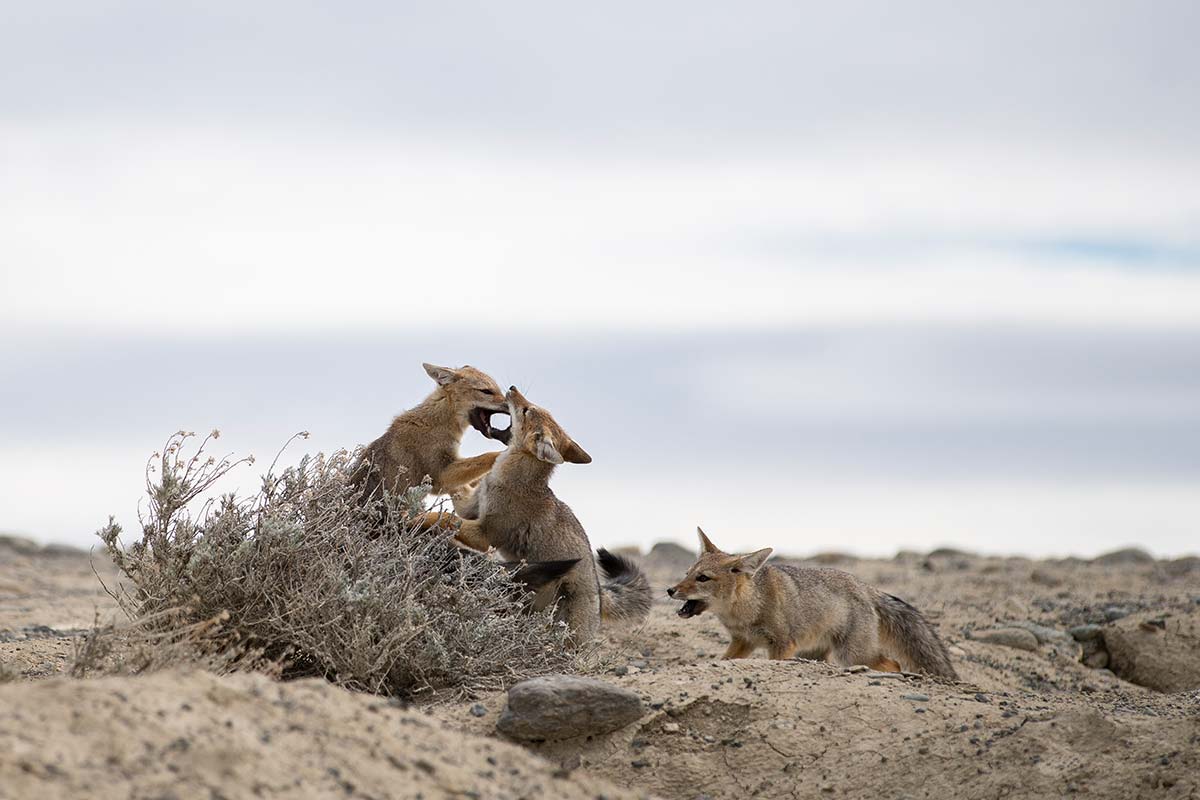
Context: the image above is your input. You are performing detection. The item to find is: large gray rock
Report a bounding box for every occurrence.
[1009,621,1071,644]
[972,627,1039,652]
[1103,612,1200,692]
[497,675,644,741]
[644,541,696,575]
[1092,547,1154,566]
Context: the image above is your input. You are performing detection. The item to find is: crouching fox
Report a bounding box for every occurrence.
[668,528,957,678]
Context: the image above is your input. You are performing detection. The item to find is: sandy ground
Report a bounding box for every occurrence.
[2,535,1198,799]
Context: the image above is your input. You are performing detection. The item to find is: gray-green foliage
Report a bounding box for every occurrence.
[94,431,574,698]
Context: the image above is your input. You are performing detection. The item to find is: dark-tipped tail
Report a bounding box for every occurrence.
[596,548,652,624]
[875,593,958,679]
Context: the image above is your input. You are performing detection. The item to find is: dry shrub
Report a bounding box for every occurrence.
[89,430,575,698]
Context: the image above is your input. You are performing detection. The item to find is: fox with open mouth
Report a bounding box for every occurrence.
[668,528,957,677]
[424,385,652,643]
[350,362,513,504]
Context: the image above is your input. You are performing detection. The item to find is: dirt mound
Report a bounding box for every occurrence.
[0,670,646,800]
[449,659,1199,799]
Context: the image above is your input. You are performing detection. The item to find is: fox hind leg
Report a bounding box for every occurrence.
[768,640,800,660]
[870,656,902,673]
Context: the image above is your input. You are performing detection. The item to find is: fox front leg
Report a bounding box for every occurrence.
[437,452,500,494]
[452,519,492,553]
[767,640,800,660]
[722,638,756,659]
[451,484,482,520]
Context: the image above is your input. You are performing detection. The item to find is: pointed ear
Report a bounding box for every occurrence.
[562,440,592,464]
[534,439,565,464]
[736,548,773,574]
[423,363,459,386]
[697,527,720,555]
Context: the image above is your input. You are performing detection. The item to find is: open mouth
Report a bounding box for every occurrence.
[469,407,511,444]
[677,599,708,618]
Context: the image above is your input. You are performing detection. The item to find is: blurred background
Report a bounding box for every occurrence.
[2,2,1197,557]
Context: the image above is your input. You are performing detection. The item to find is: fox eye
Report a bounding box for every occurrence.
[696,574,710,582]
[481,388,497,396]
[730,567,740,574]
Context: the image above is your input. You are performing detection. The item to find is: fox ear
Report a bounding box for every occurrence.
[423,363,459,386]
[737,548,773,574]
[534,439,565,464]
[697,527,720,555]
[562,440,592,464]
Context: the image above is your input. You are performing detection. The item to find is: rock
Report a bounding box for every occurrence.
[662,722,680,733]
[900,693,930,702]
[1029,569,1062,587]
[497,675,643,741]
[972,628,1039,652]
[1083,650,1109,670]
[644,541,697,574]
[1103,613,1200,692]
[1103,606,1130,622]
[845,665,869,674]
[1162,556,1200,577]
[1092,547,1154,566]
[1009,622,1071,644]
[1068,624,1103,642]
[469,703,487,717]
[927,547,974,559]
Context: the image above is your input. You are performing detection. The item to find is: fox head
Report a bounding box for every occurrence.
[667,528,773,618]
[504,385,591,465]
[422,363,509,440]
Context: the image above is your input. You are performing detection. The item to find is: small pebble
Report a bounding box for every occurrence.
[469,704,487,718]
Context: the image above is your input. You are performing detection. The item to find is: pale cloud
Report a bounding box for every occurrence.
[3,124,1200,333]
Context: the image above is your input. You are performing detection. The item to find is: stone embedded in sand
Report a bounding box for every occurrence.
[1069,624,1104,642]
[1009,621,1071,644]
[1103,613,1200,692]
[497,675,644,741]
[972,627,1039,651]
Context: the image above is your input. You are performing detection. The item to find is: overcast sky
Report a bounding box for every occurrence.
[1,2,1197,555]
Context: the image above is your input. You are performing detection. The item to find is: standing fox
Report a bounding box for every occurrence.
[434,386,651,642]
[668,529,957,678]
[350,363,510,503]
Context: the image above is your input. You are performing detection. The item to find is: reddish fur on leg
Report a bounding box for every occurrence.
[871,656,902,673]
[768,641,800,660]
[722,639,756,659]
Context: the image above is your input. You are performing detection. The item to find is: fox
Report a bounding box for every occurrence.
[667,528,958,678]
[350,363,511,504]
[425,386,651,642]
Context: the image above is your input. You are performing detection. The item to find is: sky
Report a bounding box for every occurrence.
[2,2,1198,557]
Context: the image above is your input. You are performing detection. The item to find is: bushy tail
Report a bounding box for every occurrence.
[874,593,958,679]
[596,548,651,624]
